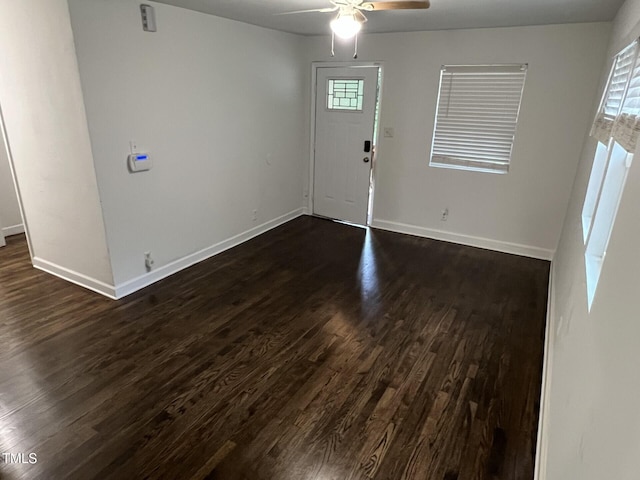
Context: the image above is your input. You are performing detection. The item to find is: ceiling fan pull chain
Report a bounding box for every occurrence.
[331,31,335,57]
[353,32,358,59]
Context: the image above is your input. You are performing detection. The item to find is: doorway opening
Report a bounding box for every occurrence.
[0,108,27,250]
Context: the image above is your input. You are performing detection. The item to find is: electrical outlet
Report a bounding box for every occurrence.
[144,252,154,271]
[252,210,258,222]
[441,208,449,221]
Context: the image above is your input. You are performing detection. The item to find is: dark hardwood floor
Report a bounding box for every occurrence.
[0,217,549,480]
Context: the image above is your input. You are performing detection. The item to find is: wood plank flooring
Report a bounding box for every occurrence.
[0,216,549,480]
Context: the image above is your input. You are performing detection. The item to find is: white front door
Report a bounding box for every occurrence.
[313,66,378,225]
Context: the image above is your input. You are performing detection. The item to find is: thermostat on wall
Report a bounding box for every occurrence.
[128,153,152,172]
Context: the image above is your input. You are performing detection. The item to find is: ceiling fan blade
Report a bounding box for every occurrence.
[275,6,339,15]
[362,1,430,11]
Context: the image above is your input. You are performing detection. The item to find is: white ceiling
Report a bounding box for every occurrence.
[152,0,624,36]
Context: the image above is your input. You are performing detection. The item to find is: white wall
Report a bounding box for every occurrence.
[68,0,307,288]
[0,0,113,287]
[305,23,611,259]
[544,1,640,479]
[0,133,22,234]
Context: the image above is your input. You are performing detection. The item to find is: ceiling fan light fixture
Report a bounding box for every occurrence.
[330,12,362,39]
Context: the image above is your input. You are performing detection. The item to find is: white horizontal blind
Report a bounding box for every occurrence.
[605,43,636,116]
[612,44,640,152]
[430,64,527,174]
[591,41,638,145]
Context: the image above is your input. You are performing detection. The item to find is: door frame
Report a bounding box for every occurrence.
[0,102,33,256]
[308,61,384,225]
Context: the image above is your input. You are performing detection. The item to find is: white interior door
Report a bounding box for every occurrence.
[313,66,378,225]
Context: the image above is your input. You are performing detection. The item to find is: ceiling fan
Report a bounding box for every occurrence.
[279,0,430,56]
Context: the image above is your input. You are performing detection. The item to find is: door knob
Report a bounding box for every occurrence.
[363,157,370,163]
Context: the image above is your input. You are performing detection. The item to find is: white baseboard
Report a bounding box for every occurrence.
[114,208,306,299]
[2,223,24,237]
[32,257,117,299]
[534,263,555,480]
[370,219,555,260]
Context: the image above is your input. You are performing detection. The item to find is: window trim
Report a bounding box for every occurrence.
[584,142,633,309]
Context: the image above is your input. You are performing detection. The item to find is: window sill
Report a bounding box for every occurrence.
[429,161,509,175]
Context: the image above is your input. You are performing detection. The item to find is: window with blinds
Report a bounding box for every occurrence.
[429,64,528,174]
[591,40,639,145]
[583,38,640,309]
